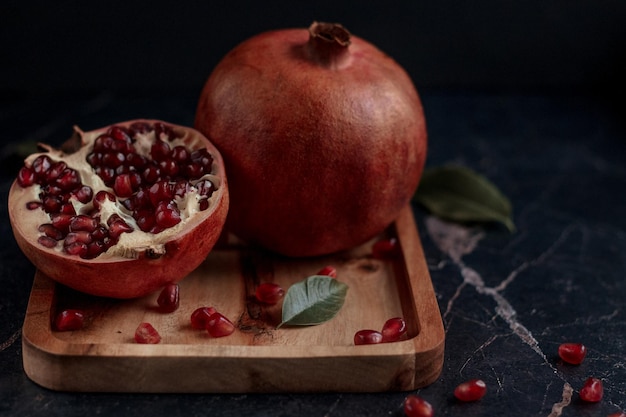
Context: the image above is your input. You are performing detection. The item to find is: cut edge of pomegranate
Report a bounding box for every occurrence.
[8,119,230,298]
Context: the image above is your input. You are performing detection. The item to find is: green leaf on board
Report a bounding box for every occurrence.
[277,275,349,328]
[413,165,516,232]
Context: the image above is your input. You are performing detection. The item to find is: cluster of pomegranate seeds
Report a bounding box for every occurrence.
[579,377,603,403]
[454,379,487,402]
[156,284,180,313]
[372,237,399,260]
[134,322,161,344]
[354,317,407,345]
[403,395,434,417]
[316,265,337,278]
[558,342,587,365]
[190,306,235,337]
[608,412,626,417]
[53,309,85,331]
[254,282,285,305]
[18,122,216,259]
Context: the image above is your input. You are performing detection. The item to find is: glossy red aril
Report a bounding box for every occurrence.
[190,306,217,330]
[608,413,626,417]
[206,312,236,338]
[372,237,399,260]
[195,22,427,257]
[255,282,285,305]
[354,329,383,345]
[157,283,180,313]
[454,379,487,402]
[8,120,229,298]
[558,342,587,365]
[316,265,337,278]
[134,322,161,344]
[53,309,85,331]
[580,377,603,403]
[403,395,434,417]
[382,317,407,342]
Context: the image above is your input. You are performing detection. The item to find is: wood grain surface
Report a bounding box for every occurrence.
[21,205,444,393]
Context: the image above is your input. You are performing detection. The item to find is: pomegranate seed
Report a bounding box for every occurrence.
[372,237,399,260]
[580,377,603,402]
[183,162,204,179]
[55,168,81,191]
[135,210,156,232]
[93,135,114,151]
[157,284,180,313]
[50,213,73,231]
[142,165,162,184]
[69,214,98,233]
[206,312,236,337]
[151,139,171,161]
[59,203,77,215]
[31,155,52,178]
[53,309,85,331]
[38,235,58,248]
[159,159,180,177]
[382,317,407,342]
[102,151,125,169]
[149,180,175,205]
[316,265,337,278]
[129,121,152,136]
[46,161,67,181]
[93,190,116,210]
[107,214,133,238]
[155,201,181,228]
[134,322,161,344]
[171,146,190,163]
[26,201,42,210]
[97,167,116,185]
[608,413,626,417]
[354,329,384,345]
[125,153,147,170]
[73,185,93,204]
[190,306,217,330]
[154,122,175,141]
[42,195,63,213]
[113,173,134,197]
[108,125,132,142]
[66,242,89,257]
[255,282,285,305]
[198,198,209,211]
[84,240,106,258]
[558,342,587,365]
[17,166,37,187]
[403,395,434,417]
[454,379,487,402]
[39,223,65,240]
[196,179,215,198]
[190,149,213,172]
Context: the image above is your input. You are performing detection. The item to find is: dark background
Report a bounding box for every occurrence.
[2,0,626,99]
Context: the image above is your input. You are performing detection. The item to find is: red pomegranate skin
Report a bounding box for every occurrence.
[8,120,229,299]
[195,23,427,257]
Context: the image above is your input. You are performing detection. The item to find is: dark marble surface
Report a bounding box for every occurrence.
[1,91,625,416]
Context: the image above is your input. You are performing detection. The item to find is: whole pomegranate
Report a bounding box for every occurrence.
[195,22,427,257]
[8,120,228,298]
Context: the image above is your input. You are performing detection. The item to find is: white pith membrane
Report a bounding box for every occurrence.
[13,125,221,260]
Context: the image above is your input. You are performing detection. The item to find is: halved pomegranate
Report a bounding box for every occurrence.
[8,120,228,298]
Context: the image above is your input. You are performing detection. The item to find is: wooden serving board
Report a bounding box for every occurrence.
[21,205,444,393]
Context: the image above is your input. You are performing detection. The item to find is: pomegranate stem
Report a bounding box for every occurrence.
[306,21,351,69]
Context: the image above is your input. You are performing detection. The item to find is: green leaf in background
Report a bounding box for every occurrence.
[277,275,349,328]
[413,165,516,232]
